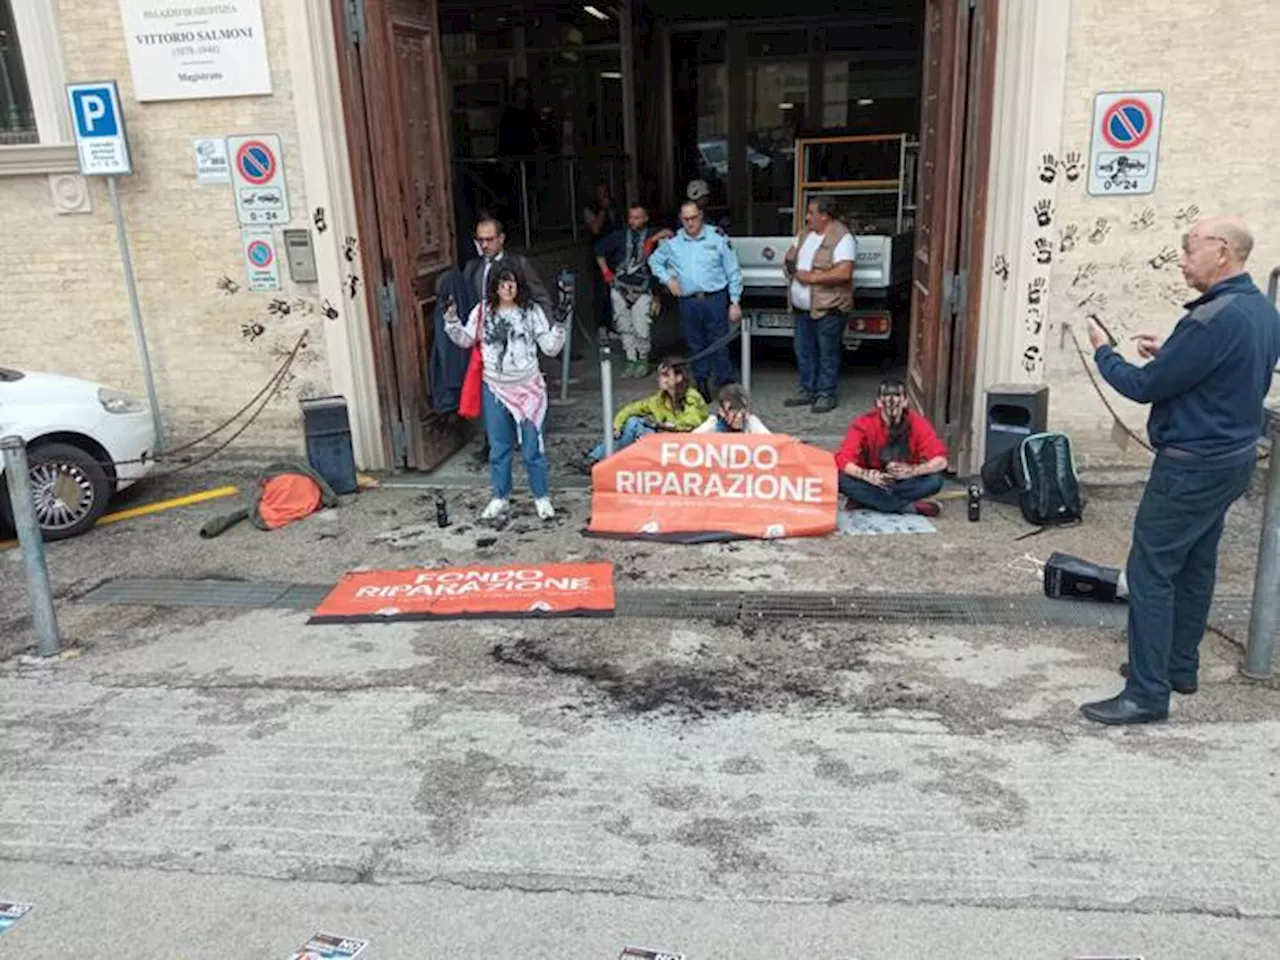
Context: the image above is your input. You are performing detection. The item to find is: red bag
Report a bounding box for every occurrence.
[458,307,484,420]
[459,346,483,419]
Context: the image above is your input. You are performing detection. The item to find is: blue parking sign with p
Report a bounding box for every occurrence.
[66,80,132,176]
[71,87,119,138]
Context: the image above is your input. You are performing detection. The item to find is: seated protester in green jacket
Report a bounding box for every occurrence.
[573,357,707,472]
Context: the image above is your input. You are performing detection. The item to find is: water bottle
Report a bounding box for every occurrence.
[967,484,982,522]
[435,493,450,528]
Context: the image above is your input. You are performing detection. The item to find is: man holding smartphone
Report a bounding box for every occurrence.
[1081,215,1280,725]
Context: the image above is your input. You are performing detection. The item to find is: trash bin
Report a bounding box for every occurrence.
[983,384,1049,504]
[300,396,358,495]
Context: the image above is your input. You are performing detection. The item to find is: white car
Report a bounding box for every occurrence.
[0,368,157,540]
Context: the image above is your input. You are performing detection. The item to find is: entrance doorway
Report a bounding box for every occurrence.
[333,0,462,471]
[659,1,997,463]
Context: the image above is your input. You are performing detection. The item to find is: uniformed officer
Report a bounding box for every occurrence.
[1081,215,1280,725]
[649,200,744,397]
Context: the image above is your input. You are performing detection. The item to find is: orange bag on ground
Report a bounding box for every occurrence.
[258,473,324,529]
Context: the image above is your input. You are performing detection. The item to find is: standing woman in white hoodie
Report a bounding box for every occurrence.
[445,265,565,521]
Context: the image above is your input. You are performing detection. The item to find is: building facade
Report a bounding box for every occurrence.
[1,0,1276,476]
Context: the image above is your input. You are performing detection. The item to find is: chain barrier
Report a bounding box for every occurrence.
[16,332,310,479]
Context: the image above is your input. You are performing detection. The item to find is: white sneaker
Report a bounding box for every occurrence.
[534,497,555,520]
[480,497,509,521]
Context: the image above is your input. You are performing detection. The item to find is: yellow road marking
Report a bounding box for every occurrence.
[0,485,239,549]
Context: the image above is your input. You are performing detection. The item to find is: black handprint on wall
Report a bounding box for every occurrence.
[1061,151,1083,182]
[1027,278,1047,306]
[1033,238,1053,265]
[1072,263,1098,287]
[1025,307,1043,336]
[993,255,1010,285]
[1034,199,1054,228]
[1059,224,1079,253]
[1130,207,1156,231]
[1021,344,1043,374]
[1039,153,1058,184]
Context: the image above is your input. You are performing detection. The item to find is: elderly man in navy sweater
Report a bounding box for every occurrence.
[1081,215,1280,725]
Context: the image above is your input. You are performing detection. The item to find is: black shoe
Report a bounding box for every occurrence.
[811,394,837,414]
[784,392,815,407]
[1080,694,1168,726]
[1118,662,1197,694]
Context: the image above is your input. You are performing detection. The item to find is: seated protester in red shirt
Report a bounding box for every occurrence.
[834,379,949,517]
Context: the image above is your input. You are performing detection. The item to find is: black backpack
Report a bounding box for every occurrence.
[981,431,1084,527]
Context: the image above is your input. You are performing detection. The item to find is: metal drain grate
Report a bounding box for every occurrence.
[83,578,1253,629]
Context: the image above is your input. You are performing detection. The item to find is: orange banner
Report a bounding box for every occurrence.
[588,433,838,541]
[309,562,616,623]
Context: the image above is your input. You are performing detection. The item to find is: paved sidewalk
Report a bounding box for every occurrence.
[1,603,1278,957]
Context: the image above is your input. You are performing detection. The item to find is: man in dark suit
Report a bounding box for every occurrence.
[463,218,552,315]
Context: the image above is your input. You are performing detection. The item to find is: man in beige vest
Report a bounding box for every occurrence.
[783,197,855,414]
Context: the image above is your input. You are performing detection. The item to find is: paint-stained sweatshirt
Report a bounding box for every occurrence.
[447,302,564,385]
[1094,273,1280,468]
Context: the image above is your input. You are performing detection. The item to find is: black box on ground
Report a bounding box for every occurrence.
[300,396,358,495]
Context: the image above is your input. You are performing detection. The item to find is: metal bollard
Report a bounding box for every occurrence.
[556,269,576,404]
[740,313,752,395]
[1243,405,1280,679]
[1,436,61,657]
[600,337,617,458]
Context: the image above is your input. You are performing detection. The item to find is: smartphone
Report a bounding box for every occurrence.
[1089,313,1118,347]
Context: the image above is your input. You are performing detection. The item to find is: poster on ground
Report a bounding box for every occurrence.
[310,562,617,623]
[588,434,838,542]
[620,948,685,960]
[0,901,32,935]
[284,932,368,959]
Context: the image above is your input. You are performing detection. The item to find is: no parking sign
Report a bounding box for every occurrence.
[242,227,282,292]
[226,134,291,224]
[1087,91,1164,196]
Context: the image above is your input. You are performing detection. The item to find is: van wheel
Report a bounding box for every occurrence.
[0,442,112,541]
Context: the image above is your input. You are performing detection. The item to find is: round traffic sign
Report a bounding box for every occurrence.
[1101,98,1153,150]
[236,140,277,185]
[247,240,274,268]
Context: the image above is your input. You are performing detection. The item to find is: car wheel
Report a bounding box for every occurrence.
[0,442,112,542]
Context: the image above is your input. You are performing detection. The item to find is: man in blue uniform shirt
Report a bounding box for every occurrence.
[649,200,744,398]
[1082,215,1280,725]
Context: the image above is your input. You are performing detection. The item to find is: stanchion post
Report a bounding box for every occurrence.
[1243,405,1280,680]
[559,269,575,403]
[520,160,532,250]
[740,313,752,395]
[600,337,616,458]
[1,436,61,657]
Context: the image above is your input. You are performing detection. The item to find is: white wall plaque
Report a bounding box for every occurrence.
[117,0,273,102]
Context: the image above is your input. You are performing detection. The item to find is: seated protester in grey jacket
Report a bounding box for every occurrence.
[445,265,565,522]
[692,383,772,434]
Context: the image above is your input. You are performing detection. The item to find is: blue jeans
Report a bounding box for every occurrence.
[588,416,655,463]
[839,472,943,513]
[483,383,550,500]
[795,311,845,399]
[1123,455,1255,710]
[678,290,735,387]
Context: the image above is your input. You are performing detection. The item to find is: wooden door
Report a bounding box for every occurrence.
[908,0,998,470]
[336,0,461,471]
[908,0,970,433]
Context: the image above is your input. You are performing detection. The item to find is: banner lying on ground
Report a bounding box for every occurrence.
[588,434,838,542]
[309,562,616,623]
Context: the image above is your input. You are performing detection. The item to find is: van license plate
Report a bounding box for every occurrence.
[753,312,793,330]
